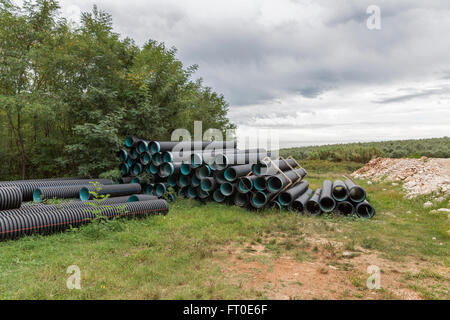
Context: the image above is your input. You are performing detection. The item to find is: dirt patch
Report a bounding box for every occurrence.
[220,240,448,300]
[352,157,450,198]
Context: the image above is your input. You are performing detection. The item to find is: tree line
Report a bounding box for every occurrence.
[0,0,234,180]
[281,137,450,163]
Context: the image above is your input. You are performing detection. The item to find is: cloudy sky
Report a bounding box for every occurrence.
[57,0,449,147]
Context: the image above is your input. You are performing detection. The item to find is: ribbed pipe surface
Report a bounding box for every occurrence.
[0,200,169,240]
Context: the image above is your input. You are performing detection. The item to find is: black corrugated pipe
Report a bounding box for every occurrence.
[252,159,297,176]
[254,176,269,191]
[178,175,191,188]
[306,188,322,216]
[1,179,114,201]
[332,180,349,201]
[145,184,155,195]
[152,152,163,166]
[80,184,142,201]
[0,195,143,216]
[187,186,198,199]
[195,165,212,179]
[118,149,128,162]
[180,163,192,175]
[355,200,375,219]
[213,189,226,202]
[159,162,181,178]
[224,164,253,182]
[149,140,237,154]
[344,179,367,203]
[237,175,257,194]
[33,184,104,203]
[200,177,217,192]
[233,192,249,207]
[125,136,142,148]
[291,188,313,213]
[336,201,355,216]
[319,180,336,213]
[213,151,269,170]
[198,189,210,200]
[137,140,150,154]
[213,170,227,184]
[0,200,168,240]
[117,177,132,184]
[250,191,268,209]
[139,152,152,165]
[219,182,235,196]
[0,187,22,210]
[127,195,158,202]
[277,180,310,207]
[266,168,307,193]
[191,175,201,187]
[154,183,167,197]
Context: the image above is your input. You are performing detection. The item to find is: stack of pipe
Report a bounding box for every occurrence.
[301,179,375,219]
[117,136,375,218]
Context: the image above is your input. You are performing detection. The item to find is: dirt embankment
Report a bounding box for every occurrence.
[352,157,450,198]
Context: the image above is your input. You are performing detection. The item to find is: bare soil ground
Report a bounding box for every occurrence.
[220,235,449,300]
[352,157,450,198]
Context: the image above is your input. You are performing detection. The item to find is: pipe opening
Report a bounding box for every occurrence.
[191,153,202,167]
[179,176,190,187]
[138,141,148,153]
[149,164,158,174]
[125,137,134,148]
[161,163,174,177]
[145,185,154,195]
[150,141,160,154]
[220,183,234,196]
[357,204,375,219]
[180,163,191,175]
[198,166,211,179]
[199,190,209,199]
[252,164,262,176]
[267,177,283,192]
[155,184,166,197]
[238,178,252,193]
[224,168,237,181]
[270,201,282,210]
[80,188,90,201]
[234,193,248,206]
[254,177,267,191]
[167,175,178,187]
[187,186,197,199]
[191,175,200,187]
[292,201,304,212]
[332,186,348,201]
[306,201,321,215]
[349,187,366,203]
[128,195,139,202]
[201,179,213,191]
[33,189,43,202]
[213,190,225,202]
[162,152,173,163]
[337,202,354,216]
[251,192,267,207]
[214,155,228,170]
[278,193,292,206]
[319,197,336,212]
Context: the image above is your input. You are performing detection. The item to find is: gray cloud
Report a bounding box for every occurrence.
[56,0,450,145]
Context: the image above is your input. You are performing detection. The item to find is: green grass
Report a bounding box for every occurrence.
[0,160,448,299]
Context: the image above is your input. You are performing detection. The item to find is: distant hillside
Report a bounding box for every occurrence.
[280,137,450,163]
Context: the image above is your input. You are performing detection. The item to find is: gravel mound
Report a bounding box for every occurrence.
[352,157,450,198]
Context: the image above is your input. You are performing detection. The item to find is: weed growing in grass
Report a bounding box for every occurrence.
[83,182,126,239]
